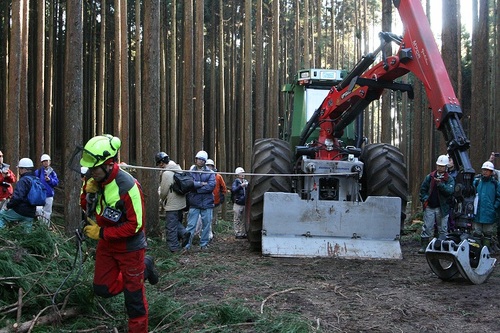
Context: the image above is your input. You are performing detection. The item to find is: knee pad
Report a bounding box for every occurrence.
[124,288,147,318]
[93,284,113,298]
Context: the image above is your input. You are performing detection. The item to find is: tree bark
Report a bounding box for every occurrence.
[134,0,142,164]
[469,0,489,167]
[97,0,107,135]
[254,0,264,140]
[7,0,23,164]
[182,0,194,166]
[194,0,205,152]
[142,0,161,237]
[35,0,45,155]
[63,0,84,234]
[380,0,392,145]
[244,0,253,169]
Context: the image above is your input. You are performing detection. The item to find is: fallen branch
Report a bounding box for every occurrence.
[0,307,79,333]
[260,287,305,314]
[197,322,255,332]
[71,325,110,332]
[27,305,53,333]
[16,288,23,328]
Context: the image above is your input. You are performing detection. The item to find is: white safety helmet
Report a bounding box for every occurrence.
[481,161,495,171]
[40,154,51,162]
[235,167,245,174]
[195,150,208,162]
[18,158,34,168]
[206,159,215,166]
[436,155,449,166]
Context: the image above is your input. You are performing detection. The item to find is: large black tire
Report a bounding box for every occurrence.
[246,138,293,250]
[359,143,408,232]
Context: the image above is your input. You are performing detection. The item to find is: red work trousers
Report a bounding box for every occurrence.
[93,244,148,333]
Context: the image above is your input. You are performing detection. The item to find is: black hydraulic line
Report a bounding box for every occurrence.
[336,52,378,91]
[333,99,373,138]
[51,231,85,309]
[355,114,364,148]
[298,107,321,146]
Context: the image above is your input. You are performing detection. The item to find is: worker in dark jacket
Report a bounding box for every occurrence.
[418,155,455,253]
[0,158,37,232]
[231,167,248,239]
[184,150,216,251]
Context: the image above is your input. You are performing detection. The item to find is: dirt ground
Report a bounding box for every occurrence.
[168,235,500,333]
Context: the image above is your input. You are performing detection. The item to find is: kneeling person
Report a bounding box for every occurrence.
[0,158,37,232]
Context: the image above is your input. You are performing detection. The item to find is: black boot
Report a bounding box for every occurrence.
[418,237,429,254]
[483,237,494,254]
[144,255,159,285]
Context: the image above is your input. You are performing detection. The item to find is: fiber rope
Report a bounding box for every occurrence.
[118,163,358,178]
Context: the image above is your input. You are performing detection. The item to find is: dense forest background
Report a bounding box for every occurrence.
[0,0,496,236]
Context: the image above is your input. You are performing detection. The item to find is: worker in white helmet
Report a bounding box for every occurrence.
[184,150,216,251]
[231,167,248,239]
[418,155,455,254]
[0,158,37,232]
[488,152,500,246]
[34,154,59,223]
[471,161,500,252]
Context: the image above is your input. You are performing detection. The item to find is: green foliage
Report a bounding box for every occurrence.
[0,223,95,326]
[0,218,320,332]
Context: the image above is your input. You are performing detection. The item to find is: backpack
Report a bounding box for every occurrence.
[28,176,47,206]
[171,172,195,195]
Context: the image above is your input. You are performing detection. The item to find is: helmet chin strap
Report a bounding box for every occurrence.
[99,163,113,183]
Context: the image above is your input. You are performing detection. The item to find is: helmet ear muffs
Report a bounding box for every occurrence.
[109,137,121,151]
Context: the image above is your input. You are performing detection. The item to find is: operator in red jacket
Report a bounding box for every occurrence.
[0,151,17,206]
[80,134,158,333]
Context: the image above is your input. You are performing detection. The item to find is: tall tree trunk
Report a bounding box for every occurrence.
[44,1,54,151]
[182,0,194,166]
[269,0,280,139]
[294,0,300,70]
[209,1,217,161]
[97,0,107,135]
[143,0,161,237]
[421,1,432,175]
[7,0,22,164]
[441,0,460,155]
[315,0,321,67]
[35,0,45,155]
[63,0,83,234]
[194,0,204,150]
[114,0,129,160]
[218,0,226,170]
[120,0,129,160]
[19,0,29,156]
[494,0,500,153]
[135,0,142,164]
[303,0,310,69]
[243,0,252,168]
[254,0,264,140]
[380,0,392,144]
[160,2,167,152]
[169,0,178,160]
[470,0,489,167]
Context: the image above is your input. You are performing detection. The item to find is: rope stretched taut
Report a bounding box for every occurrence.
[118,163,357,178]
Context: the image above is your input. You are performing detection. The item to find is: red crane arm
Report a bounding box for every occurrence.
[315,0,470,170]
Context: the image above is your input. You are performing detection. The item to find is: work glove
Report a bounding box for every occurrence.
[84,217,101,240]
[85,178,99,194]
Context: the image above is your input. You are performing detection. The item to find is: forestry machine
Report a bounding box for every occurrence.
[245,0,496,284]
